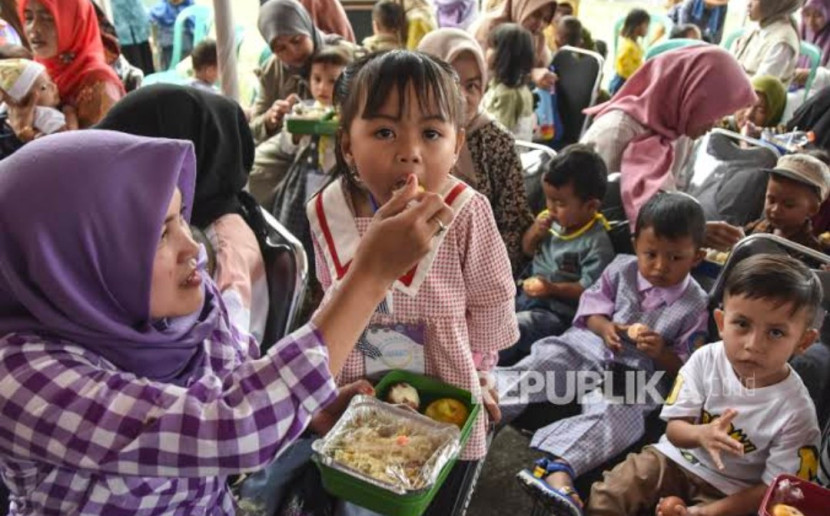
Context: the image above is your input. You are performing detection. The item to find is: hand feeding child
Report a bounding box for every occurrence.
[588,254,822,516]
[306,50,519,465]
[0,58,66,141]
[498,192,709,516]
[500,144,614,366]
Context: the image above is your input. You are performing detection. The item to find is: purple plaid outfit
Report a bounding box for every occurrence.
[0,323,336,515]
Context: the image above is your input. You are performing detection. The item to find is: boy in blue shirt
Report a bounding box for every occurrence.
[500,144,615,366]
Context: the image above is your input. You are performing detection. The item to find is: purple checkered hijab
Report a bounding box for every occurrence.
[0,130,222,385]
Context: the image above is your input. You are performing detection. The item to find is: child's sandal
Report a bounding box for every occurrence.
[516,458,584,516]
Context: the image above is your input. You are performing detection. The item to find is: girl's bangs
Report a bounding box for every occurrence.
[356,51,460,122]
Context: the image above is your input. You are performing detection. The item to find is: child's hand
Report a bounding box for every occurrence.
[601,323,626,353]
[265,93,300,131]
[695,408,743,470]
[636,330,666,359]
[352,174,453,286]
[479,371,501,424]
[531,68,558,90]
[655,496,687,516]
[522,276,553,298]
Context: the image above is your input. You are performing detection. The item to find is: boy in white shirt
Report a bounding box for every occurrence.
[587,254,823,516]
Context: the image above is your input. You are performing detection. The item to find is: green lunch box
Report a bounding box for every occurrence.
[312,370,481,516]
[285,111,338,136]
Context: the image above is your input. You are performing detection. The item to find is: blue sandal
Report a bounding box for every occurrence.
[516,458,584,516]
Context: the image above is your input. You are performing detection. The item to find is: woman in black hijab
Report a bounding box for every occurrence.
[97,84,269,342]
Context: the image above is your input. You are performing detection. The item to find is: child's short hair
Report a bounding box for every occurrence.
[487,23,534,88]
[543,143,607,202]
[634,192,706,247]
[334,50,464,176]
[621,8,650,39]
[557,16,583,47]
[191,39,217,71]
[311,45,352,69]
[670,24,702,40]
[724,254,822,322]
[373,0,407,41]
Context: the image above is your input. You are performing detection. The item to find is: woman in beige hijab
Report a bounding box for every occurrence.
[469,0,558,88]
[419,28,533,273]
[731,0,802,85]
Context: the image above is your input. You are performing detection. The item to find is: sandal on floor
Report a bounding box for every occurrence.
[516,458,584,516]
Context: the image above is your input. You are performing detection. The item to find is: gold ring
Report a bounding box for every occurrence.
[435,219,447,236]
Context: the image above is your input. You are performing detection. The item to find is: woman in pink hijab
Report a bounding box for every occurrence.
[469,0,558,89]
[581,45,756,225]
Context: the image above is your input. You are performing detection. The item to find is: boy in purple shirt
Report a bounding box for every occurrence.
[496,192,709,516]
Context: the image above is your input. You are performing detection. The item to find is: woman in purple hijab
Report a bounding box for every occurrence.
[435,0,478,29]
[793,0,830,91]
[0,130,452,514]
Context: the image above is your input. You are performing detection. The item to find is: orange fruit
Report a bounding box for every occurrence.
[424,398,469,429]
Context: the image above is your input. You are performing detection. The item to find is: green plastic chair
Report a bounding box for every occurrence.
[644,38,707,60]
[259,44,273,68]
[169,5,214,71]
[612,13,673,60]
[800,41,821,102]
[721,27,746,51]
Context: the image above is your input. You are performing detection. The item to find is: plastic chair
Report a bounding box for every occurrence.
[720,27,746,51]
[800,40,821,102]
[515,140,557,214]
[258,207,309,351]
[612,13,673,59]
[644,38,707,60]
[551,46,604,148]
[169,5,214,71]
[709,233,830,311]
[259,44,273,68]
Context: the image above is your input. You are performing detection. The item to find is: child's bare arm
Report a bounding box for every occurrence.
[522,278,584,301]
[689,484,766,516]
[651,347,683,375]
[587,314,623,352]
[521,212,553,256]
[666,411,744,470]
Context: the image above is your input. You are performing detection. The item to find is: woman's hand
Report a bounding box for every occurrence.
[312,174,454,375]
[531,68,558,90]
[351,174,454,286]
[308,380,375,436]
[265,93,301,132]
[793,68,810,87]
[703,221,744,251]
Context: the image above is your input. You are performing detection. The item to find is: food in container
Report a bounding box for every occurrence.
[424,398,469,429]
[386,382,420,410]
[312,395,460,494]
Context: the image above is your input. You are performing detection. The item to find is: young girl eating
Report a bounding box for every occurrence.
[307,50,518,469]
[0,130,450,513]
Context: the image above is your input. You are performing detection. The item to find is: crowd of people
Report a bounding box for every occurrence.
[1,0,830,515]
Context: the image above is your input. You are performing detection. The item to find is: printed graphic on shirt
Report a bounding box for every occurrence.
[701,410,757,453]
[559,252,581,276]
[681,450,699,465]
[797,445,819,481]
[666,375,684,406]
